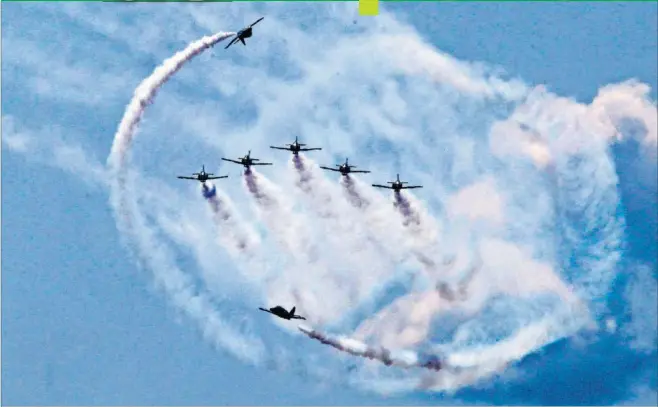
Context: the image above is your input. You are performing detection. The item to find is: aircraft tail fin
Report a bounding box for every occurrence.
[290,306,296,316]
[240,37,246,46]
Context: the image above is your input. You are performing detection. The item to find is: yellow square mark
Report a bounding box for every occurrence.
[359,0,379,16]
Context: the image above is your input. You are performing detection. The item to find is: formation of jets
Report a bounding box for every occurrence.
[178,137,424,194]
[196,18,426,326]
[177,140,423,323]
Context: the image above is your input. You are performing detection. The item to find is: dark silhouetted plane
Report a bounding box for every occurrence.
[320,158,370,176]
[221,151,273,169]
[258,305,306,320]
[177,165,228,183]
[372,174,422,191]
[270,136,321,155]
[224,17,264,49]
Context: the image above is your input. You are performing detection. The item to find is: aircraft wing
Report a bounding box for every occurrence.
[250,17,264,27]
[207,175,229,180]
[320,166,340,172]
[299,147,322,151]
[351,170,371,173]
[224,36,239,50]
[372,184,393,189]
[258,307,273,314]
[177,176,197,180]
[401,185,423,189]
[270,146,290,151]
[221,158,243,164]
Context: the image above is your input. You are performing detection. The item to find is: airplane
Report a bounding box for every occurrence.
[320,158,370,176]
[258,305,306,320]
[270,136,322,155]
[221,150,273,169]
[177,165,228,183]
[224,17,264,49]
[372,174,422,191]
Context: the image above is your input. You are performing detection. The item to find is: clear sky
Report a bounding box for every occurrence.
[2,2,657,405]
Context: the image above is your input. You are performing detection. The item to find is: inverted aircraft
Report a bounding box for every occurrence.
[372,174,422,191]
[258,305,306,320]
[224,17,264,49]
[177,165,228,183]
[221,151,273,169]
[270,136,322,155]
[320,158,370,176]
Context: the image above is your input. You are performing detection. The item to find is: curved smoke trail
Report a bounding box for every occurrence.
[104,32,266,362]
[99,18,651,396]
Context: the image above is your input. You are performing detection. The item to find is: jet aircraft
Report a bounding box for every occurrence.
[270,136,322,155]
[372,174,422,191]
[224,17,264,49]
[320,158,370,176]
[177,165,228,183]
[221,151,273,169]
[258,305,306,320]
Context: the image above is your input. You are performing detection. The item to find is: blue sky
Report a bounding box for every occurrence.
[2,2,657,405]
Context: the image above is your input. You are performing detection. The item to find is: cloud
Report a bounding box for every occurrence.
[592,80,658,146]
[619,384,658,406]
[2,115,34,153]
[489,81,658,169]
[623,263,658,355]
[2,114,108,189]
[447,178,505,225]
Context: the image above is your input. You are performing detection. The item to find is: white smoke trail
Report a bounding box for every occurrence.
[338,176,414,262]
[201,182,268,284]
[298,324,443,372]
[490,87,628,315]
[108,31,235,173]
[417,301,590,392]
[287,157,407,306]
[242,169,348,323]
[202,182,261,256]
[104,32,265,362]
[94,10,651,396]
[243,169,317,262]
